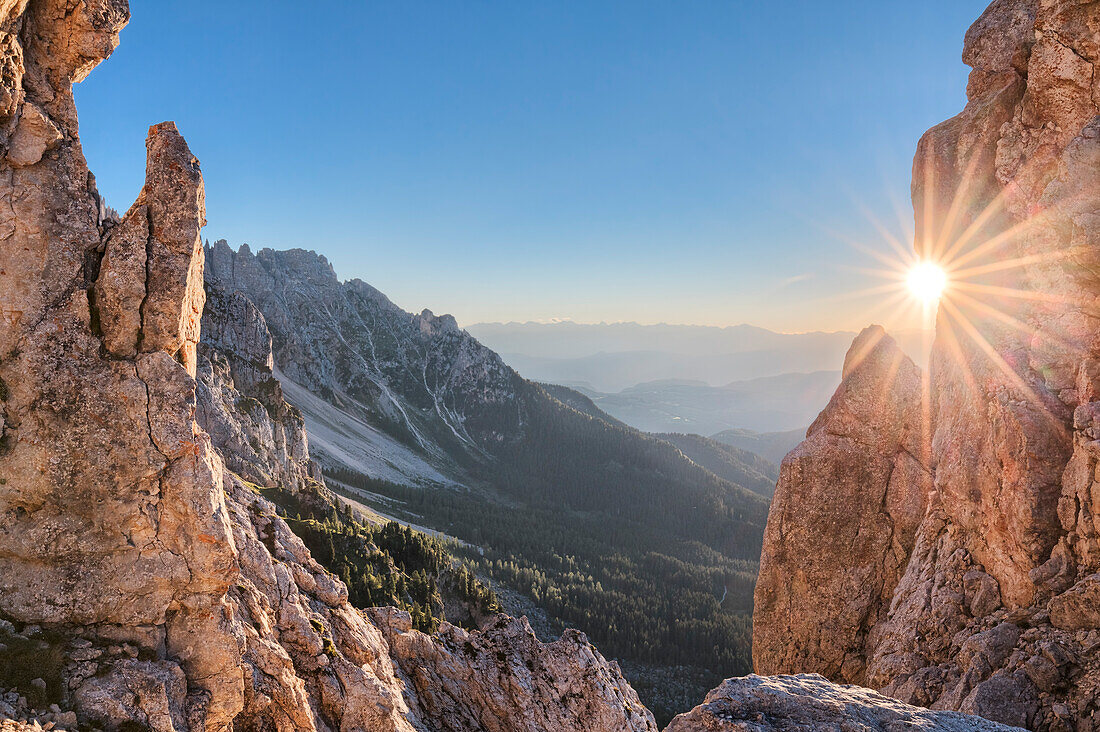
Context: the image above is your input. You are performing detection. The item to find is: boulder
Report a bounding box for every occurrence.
[666,675,1025,731]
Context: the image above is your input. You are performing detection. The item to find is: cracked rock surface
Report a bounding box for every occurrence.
[0,0,241,727]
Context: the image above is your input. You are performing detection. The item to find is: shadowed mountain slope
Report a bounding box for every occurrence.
[204,241,771,723]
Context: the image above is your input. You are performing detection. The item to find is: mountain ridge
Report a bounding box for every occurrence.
[710,427,806,466]
[203,238,773,723]
[570,370,840,435]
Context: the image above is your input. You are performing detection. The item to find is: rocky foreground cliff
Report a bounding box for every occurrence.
[754,0,1100,730]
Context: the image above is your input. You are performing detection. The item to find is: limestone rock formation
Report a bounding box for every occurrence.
[1,723,64,732]
[754,1,1100,729]
[374,611,657,732]
[203,241,525,485]
[197,284,323,495]
[665,675,1024,732]
[754,325,929,683]
[219,477,657,732]
[0,0,241,726]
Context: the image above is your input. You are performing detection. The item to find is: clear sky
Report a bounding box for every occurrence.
[75,0,990,333]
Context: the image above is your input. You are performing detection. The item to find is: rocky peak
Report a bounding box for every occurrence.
[754,325,928,685]
[96,121,207,374]
[961,0,1036,74]
[203,240,523,470]
[415,308,461,336]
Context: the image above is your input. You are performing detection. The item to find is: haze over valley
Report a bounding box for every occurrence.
[467,320,932,440]
[468,320,932,393]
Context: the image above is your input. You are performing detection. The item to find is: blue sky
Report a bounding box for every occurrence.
[76,1,990,332]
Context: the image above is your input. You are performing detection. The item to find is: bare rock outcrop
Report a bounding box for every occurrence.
[0,0,241,726]
[0,723,65,732]
[197,284,322,495]
[665,675,1024,732]
[754,1,1100,729]
[754,325,929,683]
[375,611,656,732]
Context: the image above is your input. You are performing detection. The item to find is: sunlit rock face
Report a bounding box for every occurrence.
[754,0,1100,729]
[0,0,244,726]
[753,326,929,683]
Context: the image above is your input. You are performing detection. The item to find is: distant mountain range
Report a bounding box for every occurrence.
[572,371,841,435]
[466,321,855,360]
[540,383,779,497]
[467,321,930,393]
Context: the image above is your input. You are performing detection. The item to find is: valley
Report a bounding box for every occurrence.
[709,428,806,466]
[203,241,775,724]
[572,371,838,436]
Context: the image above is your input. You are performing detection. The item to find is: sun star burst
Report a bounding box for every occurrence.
[906,261,948,304]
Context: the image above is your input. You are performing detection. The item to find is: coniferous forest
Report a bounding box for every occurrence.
[315,386,772,723]
[327,456,763,724]
[257,485,498,634]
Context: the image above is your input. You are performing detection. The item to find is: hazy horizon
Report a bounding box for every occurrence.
[459,317,932,336]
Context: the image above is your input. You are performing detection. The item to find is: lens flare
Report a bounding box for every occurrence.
[818,156,1083,472]
[907,261,947,303]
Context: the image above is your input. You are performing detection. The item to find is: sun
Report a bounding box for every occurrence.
[907,261,948,303]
